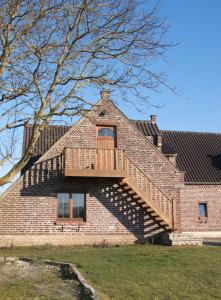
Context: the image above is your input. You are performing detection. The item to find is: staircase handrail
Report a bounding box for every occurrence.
[124,154,173,203]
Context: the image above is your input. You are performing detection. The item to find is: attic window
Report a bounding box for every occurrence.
[98,127,114,138]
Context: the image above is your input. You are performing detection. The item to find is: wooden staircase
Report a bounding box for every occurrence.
[119,155,176,231]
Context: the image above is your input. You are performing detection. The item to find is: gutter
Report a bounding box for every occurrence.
[185,182,221,185]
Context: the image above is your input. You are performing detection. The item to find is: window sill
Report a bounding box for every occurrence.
[54,219,86,225]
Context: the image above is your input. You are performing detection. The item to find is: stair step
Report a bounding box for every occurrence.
[133,195,141,200]
[150,212,159,217]
[159,220,172,228]
[128,190,136,195]
[164,225,172,231]
[159,220,171,227]
[119,182,128,187]
[136,199,146,204]
[146,207,154,213]
[120,177,173,230]
[141,203,149,208]
[123,185,132,191]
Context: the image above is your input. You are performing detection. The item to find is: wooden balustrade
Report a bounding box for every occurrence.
[63,148,126,177]
[124,155,174,222]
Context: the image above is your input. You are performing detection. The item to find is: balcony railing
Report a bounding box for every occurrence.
[63,148,126,177]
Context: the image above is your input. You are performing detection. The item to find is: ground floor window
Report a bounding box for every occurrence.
[57,193,86,221]
[199,202,208,218]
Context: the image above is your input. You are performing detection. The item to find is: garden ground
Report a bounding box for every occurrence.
[0,258,80,300]
[0,244,220,300]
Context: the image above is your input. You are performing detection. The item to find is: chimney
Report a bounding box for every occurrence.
[100,90,110,101]
[157,134,162,150]
[150,115,157,124]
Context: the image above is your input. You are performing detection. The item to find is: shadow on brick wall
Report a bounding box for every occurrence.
[21,159,165,242]
[21,155,64,195]
[93,182,164,242]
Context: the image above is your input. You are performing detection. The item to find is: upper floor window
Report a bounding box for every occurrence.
[98,127,114,138]
[199,203,208,218]
[96,125,116,148]
[57,193,85,221]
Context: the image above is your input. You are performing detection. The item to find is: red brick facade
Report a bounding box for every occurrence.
[180,185,221,232]
[0,95,220,246]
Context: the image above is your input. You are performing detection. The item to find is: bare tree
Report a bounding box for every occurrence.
[0,0,175,186]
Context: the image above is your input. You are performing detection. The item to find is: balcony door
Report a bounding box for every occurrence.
[96,126,116,170]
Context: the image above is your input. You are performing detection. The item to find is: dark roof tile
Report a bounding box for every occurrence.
[23,125,71,156]
[162,130,221,183]
[131,120,160,136]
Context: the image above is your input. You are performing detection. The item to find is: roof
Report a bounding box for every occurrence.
[22,122,221,183]
[23,120,159,156]
[23,125,71,156]
[162,130,221,183]
[131,121,221,182]
[131,120,160,136]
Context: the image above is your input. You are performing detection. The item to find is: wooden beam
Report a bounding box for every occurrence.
[64,168,126,178]
[90,120,119,126]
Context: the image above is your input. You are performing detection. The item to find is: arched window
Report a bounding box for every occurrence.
[98,127,114,138]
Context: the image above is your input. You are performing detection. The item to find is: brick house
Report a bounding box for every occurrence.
[0,91,221,246]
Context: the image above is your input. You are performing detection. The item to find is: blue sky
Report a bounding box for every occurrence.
[120,0,221,132]
[0,0,221,194]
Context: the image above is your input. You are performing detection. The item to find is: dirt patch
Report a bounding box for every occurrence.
[0,259,80,299]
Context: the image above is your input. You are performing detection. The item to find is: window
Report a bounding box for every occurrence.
[98,127,114,137]
[72,193,85,219]
[97,126,116,148]
[199,203,208,217]
[57,193,70,218]
[57,193,85,221]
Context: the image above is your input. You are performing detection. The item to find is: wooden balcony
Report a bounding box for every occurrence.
[63,148,126,178]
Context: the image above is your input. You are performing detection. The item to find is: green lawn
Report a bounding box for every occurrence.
[0,245,220,300]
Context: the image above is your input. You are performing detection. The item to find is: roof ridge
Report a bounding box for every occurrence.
[130,119,151,123]
[25,124,72,128]
[161,129,221,135]
[24,121,220,136]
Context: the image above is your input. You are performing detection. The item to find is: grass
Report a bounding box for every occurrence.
[0,244,220,299]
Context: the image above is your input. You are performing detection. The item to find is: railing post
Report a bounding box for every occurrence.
[62,150,65,175]
[62,148,67,176]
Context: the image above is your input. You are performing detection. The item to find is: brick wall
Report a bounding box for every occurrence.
[36,98,184,229]
[180,185,221,231]
[0,97,184,245]
[0,178,165,244]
